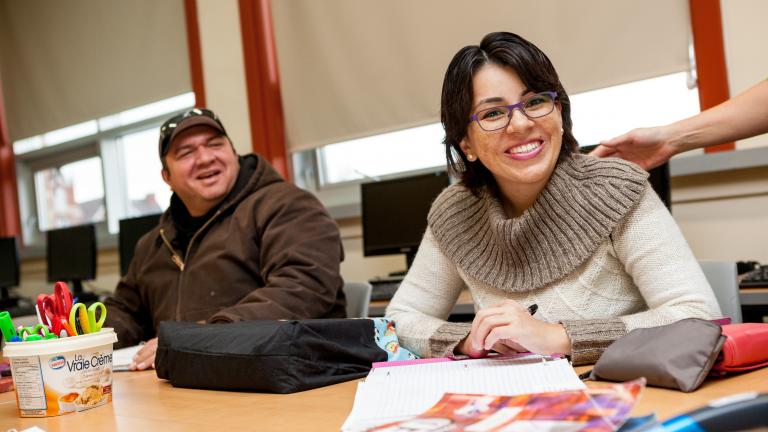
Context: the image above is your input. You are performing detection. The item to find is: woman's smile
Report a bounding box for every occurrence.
[504,139,545,160]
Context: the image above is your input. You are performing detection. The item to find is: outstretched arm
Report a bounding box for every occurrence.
[592,80,768,169]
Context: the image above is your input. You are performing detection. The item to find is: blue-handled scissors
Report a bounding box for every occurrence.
[39,281,76,337]
[68,302,107,335]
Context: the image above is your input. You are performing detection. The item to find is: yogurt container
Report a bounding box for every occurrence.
[3,328,117,417]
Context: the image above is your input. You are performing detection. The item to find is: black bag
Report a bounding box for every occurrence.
[155,319,387,393]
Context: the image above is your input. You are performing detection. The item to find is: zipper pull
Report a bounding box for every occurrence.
[160,228,185,272]
[171,254,185,272]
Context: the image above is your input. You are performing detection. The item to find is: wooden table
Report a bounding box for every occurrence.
[2,366,768,431]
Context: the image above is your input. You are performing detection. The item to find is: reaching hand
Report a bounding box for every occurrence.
[457,300,570,358]
[129,337,158,371]
[590,126,678,170]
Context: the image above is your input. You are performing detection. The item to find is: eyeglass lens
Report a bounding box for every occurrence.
[475,92,555,131]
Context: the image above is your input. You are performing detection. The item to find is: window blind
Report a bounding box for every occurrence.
[0,0,191,142]
[271,0,691,152]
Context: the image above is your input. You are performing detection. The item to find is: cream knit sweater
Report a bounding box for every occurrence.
[386,155,721,365]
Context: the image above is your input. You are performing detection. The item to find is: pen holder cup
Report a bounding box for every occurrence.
[3,328,118,417]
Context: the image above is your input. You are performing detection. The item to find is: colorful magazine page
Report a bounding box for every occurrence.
[367,378,646,432]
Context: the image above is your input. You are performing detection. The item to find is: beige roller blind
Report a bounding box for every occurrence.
[0,0,190,142]
[272,0,691,152]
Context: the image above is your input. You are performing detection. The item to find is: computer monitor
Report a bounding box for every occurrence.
[579,145,671,209]
[361,171,450,269]
[0,236,20,306]
[119,213,161,276]
[46,224,97,300]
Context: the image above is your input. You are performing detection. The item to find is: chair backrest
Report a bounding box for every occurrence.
[699,260,742,323]
[342,281,372,318]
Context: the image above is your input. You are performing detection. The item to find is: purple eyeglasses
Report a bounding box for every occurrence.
[470,91,558,131]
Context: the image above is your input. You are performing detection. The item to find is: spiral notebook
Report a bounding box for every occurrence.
[342,354,586,431]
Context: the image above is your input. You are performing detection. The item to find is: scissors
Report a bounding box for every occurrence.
[19,324,58,340]
[68,302,107,335]
[38,281,76,337]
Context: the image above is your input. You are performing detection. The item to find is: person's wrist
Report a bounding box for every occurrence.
[548,323,571,355]
[666,121,700,154]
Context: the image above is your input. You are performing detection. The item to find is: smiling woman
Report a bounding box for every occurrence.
[460,64,564,218]
[385,32,721,366]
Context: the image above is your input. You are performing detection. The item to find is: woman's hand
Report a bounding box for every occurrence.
[466,300,571,357]
[456,335,489,358]
[590,126,678,170]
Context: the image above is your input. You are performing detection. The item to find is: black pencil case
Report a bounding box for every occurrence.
[155,319,387,393]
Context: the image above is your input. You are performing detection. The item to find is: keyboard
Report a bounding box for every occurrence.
[741,265,768,288]
[369,278,402,301]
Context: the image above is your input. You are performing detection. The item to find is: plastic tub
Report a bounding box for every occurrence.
[3,328,118,417]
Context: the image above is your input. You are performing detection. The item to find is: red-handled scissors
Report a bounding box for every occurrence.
[38,281,76,337]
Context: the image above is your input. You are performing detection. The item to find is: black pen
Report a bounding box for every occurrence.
[527,304,538,315]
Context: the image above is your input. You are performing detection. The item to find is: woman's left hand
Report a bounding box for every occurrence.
[469,300,572,356]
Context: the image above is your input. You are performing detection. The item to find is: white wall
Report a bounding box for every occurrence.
[672,167,768,263]
[669,0,768,264]
[721,0,768,150]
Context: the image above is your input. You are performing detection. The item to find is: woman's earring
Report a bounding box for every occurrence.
[560,127,564,135]
[466,154,476,162]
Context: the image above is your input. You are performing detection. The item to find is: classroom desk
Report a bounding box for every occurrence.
[2,366,767,431]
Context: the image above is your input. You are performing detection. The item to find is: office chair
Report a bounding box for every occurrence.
[699,260,742,323]
[342,281,372,318]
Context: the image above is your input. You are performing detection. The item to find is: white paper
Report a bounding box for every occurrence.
[341,356,586,431]
[112,344,143,372]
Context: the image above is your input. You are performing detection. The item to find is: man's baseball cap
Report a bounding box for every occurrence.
[158,108,228,160]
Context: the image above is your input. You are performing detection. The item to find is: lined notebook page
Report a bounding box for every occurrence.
[342,356,586,431]
[112,345,142,372]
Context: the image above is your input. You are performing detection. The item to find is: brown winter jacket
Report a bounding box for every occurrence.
[105,154,346,348]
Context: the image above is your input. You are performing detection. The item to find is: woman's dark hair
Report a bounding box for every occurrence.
[441,32,578,194]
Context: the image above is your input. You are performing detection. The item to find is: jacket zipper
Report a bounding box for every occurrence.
[167,209,223,321]
[159,229,185,271]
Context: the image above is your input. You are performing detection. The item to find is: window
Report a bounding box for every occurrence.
[294,71,698,213]
[118,129,171,218]
[318,123,446,185]
[14,93,194,247]
[570,72,699,146]
[34,157,105,231]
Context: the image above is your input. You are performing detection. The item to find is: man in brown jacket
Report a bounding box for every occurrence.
[104,108,346,370]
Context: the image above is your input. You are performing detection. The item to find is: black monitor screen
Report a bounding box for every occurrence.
[361,171,450,259]
[0,237,20,288]
[119,213,161,276]
[47,224,97,282]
